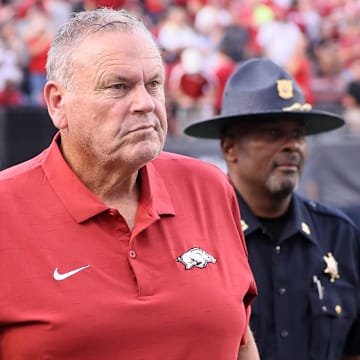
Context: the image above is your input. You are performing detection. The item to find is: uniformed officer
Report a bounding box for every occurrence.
[184,57,360,360]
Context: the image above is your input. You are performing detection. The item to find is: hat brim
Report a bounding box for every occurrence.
[184,110,345,139]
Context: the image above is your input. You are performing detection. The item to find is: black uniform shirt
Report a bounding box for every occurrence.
[237,191,360,360]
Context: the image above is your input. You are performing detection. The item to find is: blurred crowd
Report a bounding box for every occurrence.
[1,0,360,137]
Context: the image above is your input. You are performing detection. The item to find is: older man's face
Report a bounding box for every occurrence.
[52,30,167,172]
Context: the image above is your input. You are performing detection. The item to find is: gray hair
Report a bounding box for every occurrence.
[46,8,157,89]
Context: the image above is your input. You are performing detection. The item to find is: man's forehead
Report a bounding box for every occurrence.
[73,31,163,71]
[78,30,160,56]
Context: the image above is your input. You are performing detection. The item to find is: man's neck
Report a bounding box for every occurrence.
[235,185,292,218]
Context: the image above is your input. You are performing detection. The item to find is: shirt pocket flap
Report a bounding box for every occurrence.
[309,285,357,319]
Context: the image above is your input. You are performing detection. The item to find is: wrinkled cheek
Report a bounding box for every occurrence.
[159,128,167,148]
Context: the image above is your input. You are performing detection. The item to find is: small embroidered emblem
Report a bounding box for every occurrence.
[323,252,340,282]
[277,79,293,99]
[176,247,217,270]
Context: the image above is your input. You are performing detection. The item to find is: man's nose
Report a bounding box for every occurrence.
[130,85,156,113]
[282,131,305,150]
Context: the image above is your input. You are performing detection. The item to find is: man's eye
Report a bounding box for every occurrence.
[110,83,127,90]
[259,128,306,141]
[147,80,162,94]
[152,80,161,86]
[148,80,161,89]
[262,129,282,139]
[293,130,306,140]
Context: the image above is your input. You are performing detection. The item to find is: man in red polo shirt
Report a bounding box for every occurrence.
[0,8,258,359]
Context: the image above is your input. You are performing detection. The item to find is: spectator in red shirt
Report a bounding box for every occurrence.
[168,47,216,136]
[23,8,53,105]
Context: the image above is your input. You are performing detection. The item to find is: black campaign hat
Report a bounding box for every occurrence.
[184,57,344,139]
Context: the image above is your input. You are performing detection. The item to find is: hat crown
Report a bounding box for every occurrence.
[183,57,344,139]
[221,58,305,117]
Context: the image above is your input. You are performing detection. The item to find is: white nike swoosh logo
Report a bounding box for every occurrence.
[53,265,90,281]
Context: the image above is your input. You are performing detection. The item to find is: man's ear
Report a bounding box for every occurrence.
[43,81,67,129]
[221,136,239,163]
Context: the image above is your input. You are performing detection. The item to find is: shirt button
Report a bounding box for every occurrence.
[129,250,137,258]
[275,245,281,254]
[322,305,328,312]
[278,288,286,295]
[280,330,289,338]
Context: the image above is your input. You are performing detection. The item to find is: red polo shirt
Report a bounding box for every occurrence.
[0,133,256,359]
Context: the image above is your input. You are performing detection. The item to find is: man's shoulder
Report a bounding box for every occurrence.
[295,192,358,228]
[151,151,233,196]
[154,151,228,179]
[0,152,45,185]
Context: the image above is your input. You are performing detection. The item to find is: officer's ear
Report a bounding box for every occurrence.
[221,136,239,164]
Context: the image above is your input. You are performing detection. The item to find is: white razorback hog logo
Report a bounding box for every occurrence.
[176,247,217,270]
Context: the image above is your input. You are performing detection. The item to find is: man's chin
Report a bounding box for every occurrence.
[271,188,294,199]
[133,141,163,162]
[267,178,298,198]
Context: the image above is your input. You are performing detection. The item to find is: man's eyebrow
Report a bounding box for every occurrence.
[101,68,164,85]
[102,74,133,84]
[148,72,164,81]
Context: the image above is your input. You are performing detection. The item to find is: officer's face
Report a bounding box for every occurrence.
[221,119,307,198]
